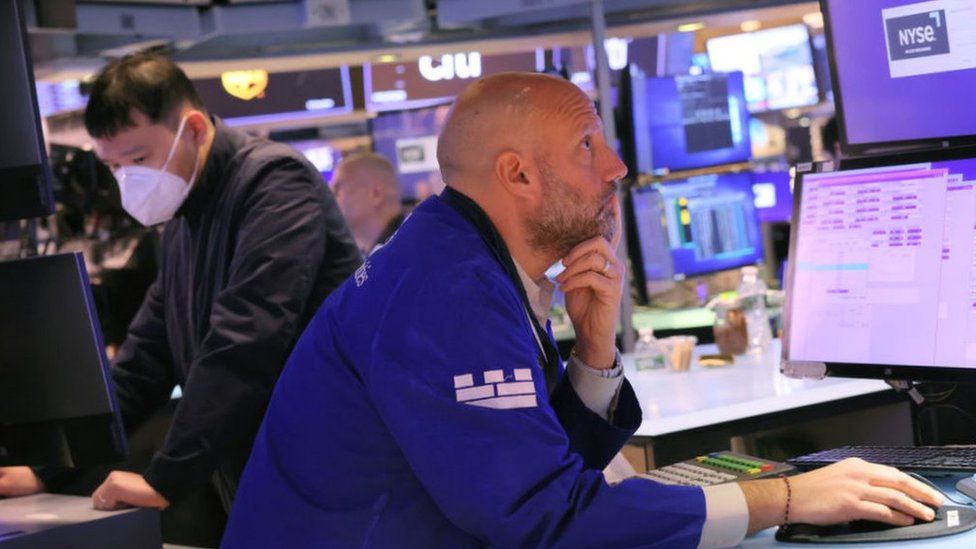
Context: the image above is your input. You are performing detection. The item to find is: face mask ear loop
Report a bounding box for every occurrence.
[160,115,189,173]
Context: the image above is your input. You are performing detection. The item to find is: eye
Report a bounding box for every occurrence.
[581,136,593,151]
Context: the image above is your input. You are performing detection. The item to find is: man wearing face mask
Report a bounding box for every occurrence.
[0,52,361,540]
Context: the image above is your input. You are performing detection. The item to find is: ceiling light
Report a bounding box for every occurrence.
[677,22,705,33]
[740,20,762,33]
[803,12,825,29]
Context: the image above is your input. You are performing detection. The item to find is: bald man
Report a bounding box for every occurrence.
[222,73,940,548]
[330,152,406,254]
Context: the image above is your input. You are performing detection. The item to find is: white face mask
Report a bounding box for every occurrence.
[115,116,199,226]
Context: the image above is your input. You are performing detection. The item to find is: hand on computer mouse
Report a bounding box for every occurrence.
[789,458,943,526]
[740,457,944,534]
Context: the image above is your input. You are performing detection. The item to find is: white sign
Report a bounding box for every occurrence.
[395,135,440,174]
[419,52,483,82]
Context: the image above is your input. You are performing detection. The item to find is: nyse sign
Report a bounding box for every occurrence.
[885,9,950,61]
[419,52,482,82]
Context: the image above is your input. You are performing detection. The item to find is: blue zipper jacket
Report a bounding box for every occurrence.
[222,190,707,548]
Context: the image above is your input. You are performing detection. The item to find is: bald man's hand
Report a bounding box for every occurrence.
[556,196,623,369]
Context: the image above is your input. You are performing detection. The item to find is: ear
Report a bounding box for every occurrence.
[185,110,209,147]
[494,150,539,201]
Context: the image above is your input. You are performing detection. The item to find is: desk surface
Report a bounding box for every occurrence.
[0,493,159,548]
[623,339,892,438]
[742,525,976,547]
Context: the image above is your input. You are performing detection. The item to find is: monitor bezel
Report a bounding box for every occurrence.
[820,0,976,157]
[782,144,976,382]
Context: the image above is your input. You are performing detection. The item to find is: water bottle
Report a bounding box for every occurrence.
[634,328,667,371]
[738,266,772,354]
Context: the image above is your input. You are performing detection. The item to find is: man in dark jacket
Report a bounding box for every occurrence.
[0,53,361,535]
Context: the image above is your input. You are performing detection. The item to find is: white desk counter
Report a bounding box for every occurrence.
[620,340,908,469]
[623,340,892,438]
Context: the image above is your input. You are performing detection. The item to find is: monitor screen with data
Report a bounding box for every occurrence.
[631,172,763,281]
[631,72,751,174]
[784,152,976,380]
[823,0,976,151]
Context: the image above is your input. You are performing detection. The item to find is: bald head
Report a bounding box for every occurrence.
[336,152,399,193]
[437,72,597,188]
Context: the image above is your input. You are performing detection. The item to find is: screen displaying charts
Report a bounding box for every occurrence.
[631,172,763,280]
[707,24,819,113]
[787,156,976,369]
[824,0,976,147]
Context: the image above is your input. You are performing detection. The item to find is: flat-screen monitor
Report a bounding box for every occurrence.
[782,147,976,381]
[0,1,55,221]
[631,172,764,282]
[631,71,751,174]
[193,66,352,127]
[707,24,820,113]
[285,139,338,182]
[752,170,794,224]
[370,104,451,201]
[821,0,976,153]
[0,252,126,466]
[35,79,88,118]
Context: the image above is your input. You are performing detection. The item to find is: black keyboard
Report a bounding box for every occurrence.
[789,446,976,473]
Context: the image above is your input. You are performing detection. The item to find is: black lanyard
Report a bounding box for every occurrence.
[440,187,562,392]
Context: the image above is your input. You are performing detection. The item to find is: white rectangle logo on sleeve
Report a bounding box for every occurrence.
[453,368,538,409]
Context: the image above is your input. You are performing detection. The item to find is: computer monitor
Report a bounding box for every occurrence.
[286,139,338,183]
[752,170,794,224]
[630,71,751,174]
[0,0,55,222]
[630,171,764,283]
[782,147,976,381]
[193,66,353,127]
[370,104,452,201]
[0,252,127,466]
[706,24,820,113]
[821,0,976,154]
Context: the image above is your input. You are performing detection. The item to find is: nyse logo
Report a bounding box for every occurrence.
[885,10,950,61]
[418,52,482,82]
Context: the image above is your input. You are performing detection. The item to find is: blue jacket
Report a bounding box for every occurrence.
[222,190,707,548]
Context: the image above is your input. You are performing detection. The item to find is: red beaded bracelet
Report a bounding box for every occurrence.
[780,474,792,524]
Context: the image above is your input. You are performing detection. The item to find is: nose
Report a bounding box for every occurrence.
[604,146,628,184]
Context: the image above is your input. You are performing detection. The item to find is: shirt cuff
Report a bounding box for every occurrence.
[566,349,624,421]
[698,483,749,549]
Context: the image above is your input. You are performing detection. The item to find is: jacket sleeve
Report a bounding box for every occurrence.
[142,158,354,503]
[110,276,177,432]
[367,270,707,549]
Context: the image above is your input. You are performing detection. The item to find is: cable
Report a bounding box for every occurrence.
[905,471,973,506]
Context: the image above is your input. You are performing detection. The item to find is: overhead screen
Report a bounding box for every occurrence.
[370,104,452,200]
[193,67,352,126]
[785,153,976,379]
[0,0,54,221]
[823,0,976,150]
[631,72,751,174]
[707,24,819,113]
[631,172,763,281]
